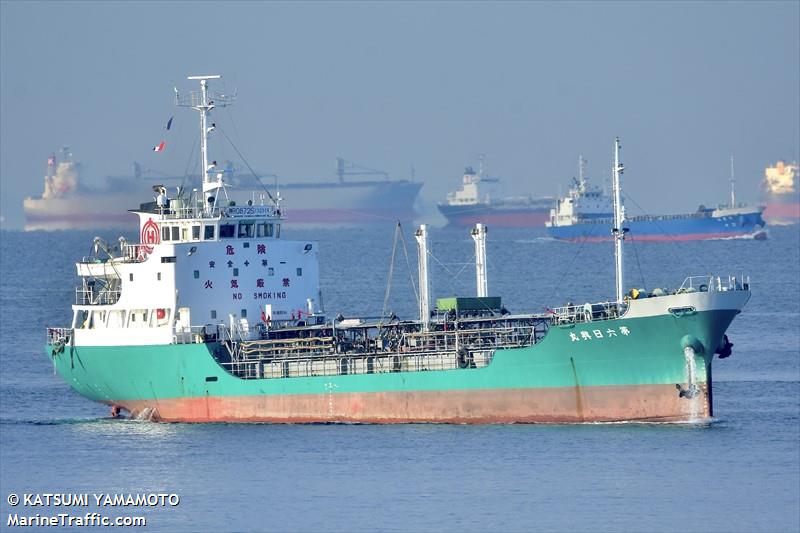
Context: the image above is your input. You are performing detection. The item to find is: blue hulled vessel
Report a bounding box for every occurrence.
[546,156,767,242]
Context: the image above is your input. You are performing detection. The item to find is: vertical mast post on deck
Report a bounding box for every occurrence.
[415,225,431,331]
[471,223,488,298]
[611,137,626,305]
[730,156,736,208]
[176,75,234,214]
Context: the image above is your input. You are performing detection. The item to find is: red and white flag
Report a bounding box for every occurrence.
[153,141,166,152]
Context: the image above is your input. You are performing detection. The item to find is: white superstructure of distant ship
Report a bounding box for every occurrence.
[762,160,799,224]
[437,157,554,227]
[23,148,143,231]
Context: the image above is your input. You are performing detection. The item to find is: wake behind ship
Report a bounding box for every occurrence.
[45,76,750,424]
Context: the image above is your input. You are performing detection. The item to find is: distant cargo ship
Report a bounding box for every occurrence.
[23,148,144,231]
[546,156,767,242]
[437,162,554,227]
[762,160,799,225]
[23,152,422,231]
[234,158,422,226]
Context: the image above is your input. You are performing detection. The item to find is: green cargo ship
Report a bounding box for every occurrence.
[45,76,749,423]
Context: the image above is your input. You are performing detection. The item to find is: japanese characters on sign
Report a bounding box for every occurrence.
[569,326,630,342]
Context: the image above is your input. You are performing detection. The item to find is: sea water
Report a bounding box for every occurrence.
[1,225,798,532]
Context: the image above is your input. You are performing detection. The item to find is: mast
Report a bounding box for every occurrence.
[415,225,431,331]
[471,223,488,297]
[176,75,234,214]
[611,138,626,304]
[730,156,736,207]
[578,154,587,190]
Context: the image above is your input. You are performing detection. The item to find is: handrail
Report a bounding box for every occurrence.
[549,301,621,325]
[679,274,750,292]
[75,288,121,305]
[47,327,71,345]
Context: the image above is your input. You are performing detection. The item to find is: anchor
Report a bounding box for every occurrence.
[716,334,734,359]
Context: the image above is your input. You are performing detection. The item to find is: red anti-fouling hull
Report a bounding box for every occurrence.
[116,383,710,424]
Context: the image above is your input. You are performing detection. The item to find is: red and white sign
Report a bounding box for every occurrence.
[140,218,160,256]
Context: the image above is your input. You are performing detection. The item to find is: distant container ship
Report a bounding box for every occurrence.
[546,157,766,242]
[762,160,799,225]
[437,163,554,227]
[23,152,422,231]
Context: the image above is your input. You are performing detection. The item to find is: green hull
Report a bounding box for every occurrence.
[47,309,737,423]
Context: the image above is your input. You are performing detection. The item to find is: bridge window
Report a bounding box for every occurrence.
[204,225,215,240]
[192,226,201,240]
[162,227,171,241]
[276,224,281,238]
[181,227,188,241]
[171,227,179,241]
[220,224,235,238]
[211,310,217,319]
[258,222,274,238]
[238,222,254,238]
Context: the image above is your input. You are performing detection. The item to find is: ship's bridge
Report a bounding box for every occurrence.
[69,191,321,347]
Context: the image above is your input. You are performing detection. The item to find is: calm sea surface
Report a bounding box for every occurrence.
[1,225,798,532]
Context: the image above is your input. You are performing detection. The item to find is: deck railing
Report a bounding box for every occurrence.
[679,274,750,293]
[47,327,71,345]
[549,301,622,325]
[222,348,497,380]
[75,288,121,305]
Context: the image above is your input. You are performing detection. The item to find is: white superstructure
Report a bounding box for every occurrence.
[68,76,323,348]
[546,156,613,228]
[442,163,501,207]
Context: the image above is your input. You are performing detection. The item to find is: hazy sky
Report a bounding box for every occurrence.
[1,1,798,229]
